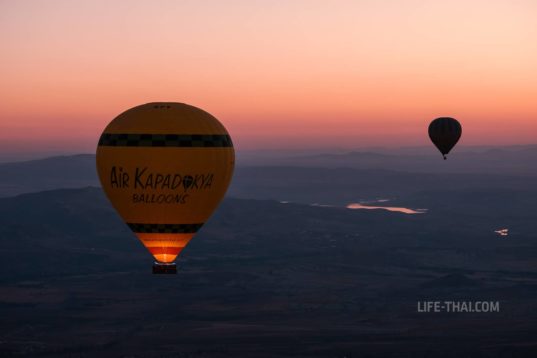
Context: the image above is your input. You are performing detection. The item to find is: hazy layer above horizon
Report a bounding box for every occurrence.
[1,143,536,164]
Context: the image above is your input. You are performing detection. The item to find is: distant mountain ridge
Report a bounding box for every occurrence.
[1,152,536,205]
[249,146,537,175]
[0,154,98,196]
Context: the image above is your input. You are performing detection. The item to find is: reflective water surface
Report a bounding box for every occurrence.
[346,203,427,214]
[495,228,509,237]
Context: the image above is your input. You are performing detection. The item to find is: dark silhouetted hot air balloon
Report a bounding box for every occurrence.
[428,117,462,160]
[96,103,235,274]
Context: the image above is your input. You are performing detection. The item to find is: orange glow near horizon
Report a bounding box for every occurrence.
[1,0,536,155]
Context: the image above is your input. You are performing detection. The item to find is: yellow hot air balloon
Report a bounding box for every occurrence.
[96,103,234,274]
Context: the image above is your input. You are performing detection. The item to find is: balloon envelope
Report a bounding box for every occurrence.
[96,103,234,266]
[428,117,462,159]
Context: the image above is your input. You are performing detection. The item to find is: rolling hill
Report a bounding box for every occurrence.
[1,187,536,357]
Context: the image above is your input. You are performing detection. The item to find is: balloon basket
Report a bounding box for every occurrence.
[152,262,177,274]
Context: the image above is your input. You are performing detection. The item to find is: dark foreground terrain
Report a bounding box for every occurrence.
[1,187,536,357]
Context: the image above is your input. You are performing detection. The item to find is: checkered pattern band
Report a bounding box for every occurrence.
[98,133,233,147]
[127,223,204,233]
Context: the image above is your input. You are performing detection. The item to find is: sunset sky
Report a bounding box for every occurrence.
[1,0,536,158]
